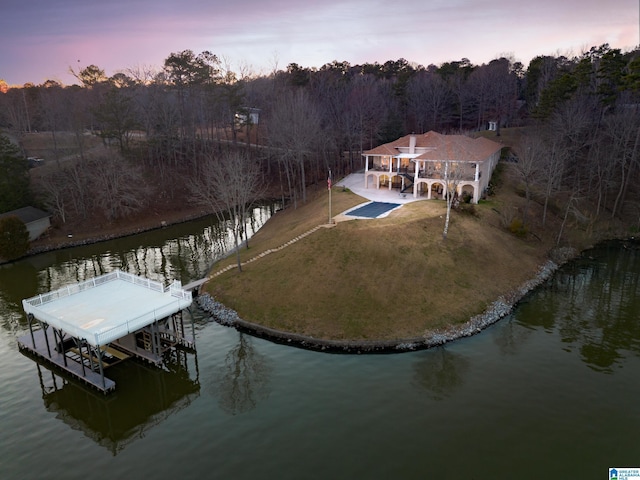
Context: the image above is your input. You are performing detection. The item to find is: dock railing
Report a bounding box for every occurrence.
[168,280,191,300]
[22,269,192,347]
[93,300,189,346]
[23,270,170,308]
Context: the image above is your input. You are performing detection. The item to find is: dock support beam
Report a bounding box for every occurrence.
[53,328,67,367]
[27,313,36,349]
[39,320,52,358]
[96,348,106,390]
[75,339,86,377]
[190,309,195,348]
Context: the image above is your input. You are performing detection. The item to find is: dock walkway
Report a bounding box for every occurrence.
[18,329,116,393]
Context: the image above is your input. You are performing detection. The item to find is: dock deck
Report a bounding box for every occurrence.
[19,270,196,393]
[22,270,192,347]
[18,328,116,393]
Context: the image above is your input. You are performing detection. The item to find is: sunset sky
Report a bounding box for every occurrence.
[1,0,638,86]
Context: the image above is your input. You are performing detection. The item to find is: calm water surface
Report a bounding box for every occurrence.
[0,213,639,479]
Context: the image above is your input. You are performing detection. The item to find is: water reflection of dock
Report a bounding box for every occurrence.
[18,270,195,393]
[32,348,200,455]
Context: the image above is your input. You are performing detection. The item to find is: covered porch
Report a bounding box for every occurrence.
[364,153,421,193]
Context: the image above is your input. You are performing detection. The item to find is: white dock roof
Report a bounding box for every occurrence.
[22,270,192,347]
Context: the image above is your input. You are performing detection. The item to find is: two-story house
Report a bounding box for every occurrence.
[362,131,503,203]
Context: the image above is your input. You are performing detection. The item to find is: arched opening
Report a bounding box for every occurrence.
[365,173,377,189]
[431,182,444,200]
[416,181,428,197]
[460,184,475,203]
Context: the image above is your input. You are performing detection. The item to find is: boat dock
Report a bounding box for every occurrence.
[19,327,117,393]
[19,270,195,394]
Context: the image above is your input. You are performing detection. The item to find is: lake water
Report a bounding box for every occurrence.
[0,211,638,480]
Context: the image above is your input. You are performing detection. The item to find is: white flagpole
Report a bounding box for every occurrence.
[328,168,332,224]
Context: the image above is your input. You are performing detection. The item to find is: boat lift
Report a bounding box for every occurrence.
[19,270,195,393]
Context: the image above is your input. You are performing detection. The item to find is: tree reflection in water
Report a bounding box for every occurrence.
[514,241,640,373]
[492,314,533,356]
[211,333,272,415]
[412,347,470,400]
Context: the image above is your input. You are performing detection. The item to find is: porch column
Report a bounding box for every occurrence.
[364,156,369,189]
[388,160,392,190]
[413,161,420,198]
[474,163,479,181]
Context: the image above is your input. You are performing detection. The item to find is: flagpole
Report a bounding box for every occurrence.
[328,168,332,224]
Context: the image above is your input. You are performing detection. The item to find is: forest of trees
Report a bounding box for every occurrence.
[0,44,639,235]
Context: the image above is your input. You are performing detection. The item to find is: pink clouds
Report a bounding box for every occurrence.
[0,0,637,85]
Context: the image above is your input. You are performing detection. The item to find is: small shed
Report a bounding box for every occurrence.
[235,107,261,126]
[0,206,51,240]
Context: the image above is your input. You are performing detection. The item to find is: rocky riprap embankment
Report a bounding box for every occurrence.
[196,251,573,354]
[421,258,562,348]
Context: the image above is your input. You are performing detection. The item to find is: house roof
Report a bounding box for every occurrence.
[364,143,399,156]
[363,131,503,163]
[0,206,51,224]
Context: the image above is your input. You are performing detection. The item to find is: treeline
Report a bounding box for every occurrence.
[0,44,639,231]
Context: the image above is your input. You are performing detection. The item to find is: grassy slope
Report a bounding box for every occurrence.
[203,181,556,342]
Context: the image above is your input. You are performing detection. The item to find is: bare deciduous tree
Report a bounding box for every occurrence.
[39,81,67,166]
[188,150,263,271]
[442,160,466,240]
[31,149,147,223]
[407,70,452,132]
[603,107,640,219]
[537,134,568,227]
[266,89,321,207]
[512,135,544,228]
[64,162,92,219]
[31,169,68,223]
[89,152,148,220]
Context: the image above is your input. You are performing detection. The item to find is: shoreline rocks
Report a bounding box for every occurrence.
[196,255,569,354]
